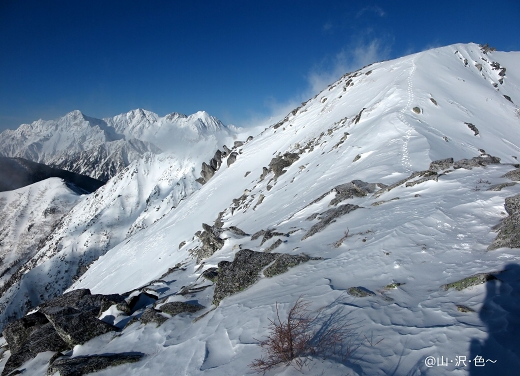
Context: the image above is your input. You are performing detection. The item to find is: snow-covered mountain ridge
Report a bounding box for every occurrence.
[2,43,520,375]
[0,109,235,181]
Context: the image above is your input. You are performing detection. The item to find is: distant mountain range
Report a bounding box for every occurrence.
[0,109,235,181]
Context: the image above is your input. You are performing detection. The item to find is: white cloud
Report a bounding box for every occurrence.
[238,38,391,130]
[356,5,386,18]
[306,38,391,95]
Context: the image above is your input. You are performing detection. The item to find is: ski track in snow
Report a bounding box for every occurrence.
[397,57,416,172]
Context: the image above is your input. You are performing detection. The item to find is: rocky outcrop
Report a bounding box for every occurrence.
[488,193,520,250]
[302,204,360,240]
[502,168,520,181]
[158,302,204,316]
[191,223,225,262]
[212,250,318,305]
[1,289,126,376]
[227,152,238,167]
[330,180,385,206]
[441,273,497,291]
[2,321,68,376]
[47,353,144,376]
[269,153,300,178]
[429,158,454,172]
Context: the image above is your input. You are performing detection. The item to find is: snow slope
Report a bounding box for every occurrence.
[3,43,520,375]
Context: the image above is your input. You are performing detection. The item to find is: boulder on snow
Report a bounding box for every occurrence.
[2,321,68,376]
[191,223,225,262]
[330,180,385,206]
[2,311,49,353]
[441,273,497,291]
[41,306,118,346]
[453,155,500,169]
[233,141,244,148]
[212,249,318,305]
[201,267,219,282]
[158,302,204,316]
[47,353,144,376]
[502,168,520,181]
[347,287,376,297]
[227,152,238,167]
[488,193,520,250]
[429,158,454,172]
[269,153,299,178]
[302,204,360,240]
[138,308,168,326]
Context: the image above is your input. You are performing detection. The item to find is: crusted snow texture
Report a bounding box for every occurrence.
[158,302,204,316]
[46,353,144,376]
[302,204,360,240]
[488,193,520,250]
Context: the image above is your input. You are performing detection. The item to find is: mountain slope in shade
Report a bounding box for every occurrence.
[0,109,235,181]
[2,43,520,375]
[0,157,105,193]
[0,179,83,309]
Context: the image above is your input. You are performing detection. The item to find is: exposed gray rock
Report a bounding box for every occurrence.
[302,204,360,240]
[487,182,516,191]
[233,141,244,148]
[42,306,118,346]
[429,158,454,171]
[247,136,254,142]
[457,305,475,313]
[405,171,438,187]
[347,287,376,297]
[412,107,421,114]
[260,229,285,245]
[46,353,144,376]
[465,122,479,136]
[200,162,216,182]
[453,155,500,169]
[2,312,49,353]
[2,322,68,376]
[227,152,238,167]
[201,267,219,282]
[38,289,126,318]
[139,308,168,326]
[441,273,497,290]
[502,168,520,181]
[259,167,269,181]
[127,291,158,312]
[264,239,283,253]
[329,180,385,206]
[268,153,300,178]
[212,250,318,305]
[251,229,266,241]
[192,224,225,262]
[263,254,317,277]
[352,154,361,163]
[353,108,365,124]
[227,226,248,237]
[488,193,520,250]
[223,145,232,154]
[158,302,204,316]
[213,250,278,305]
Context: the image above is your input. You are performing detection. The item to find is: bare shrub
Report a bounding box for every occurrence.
[250,298,359,373]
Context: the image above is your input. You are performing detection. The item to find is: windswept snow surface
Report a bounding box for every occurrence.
[4,43,520,375]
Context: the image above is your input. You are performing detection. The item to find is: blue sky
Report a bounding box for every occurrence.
[1,0,519,132]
